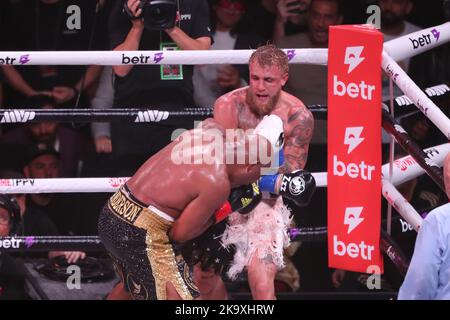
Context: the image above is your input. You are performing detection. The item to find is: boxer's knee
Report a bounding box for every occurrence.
[248,256,277,300]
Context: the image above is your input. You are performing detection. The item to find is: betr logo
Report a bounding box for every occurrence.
[66,5,81,31]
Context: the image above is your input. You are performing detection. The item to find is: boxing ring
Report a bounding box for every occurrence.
[1,21,450,298]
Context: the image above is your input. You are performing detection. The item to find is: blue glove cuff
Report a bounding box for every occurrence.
[278,149,284,166]
[259,174,278,193]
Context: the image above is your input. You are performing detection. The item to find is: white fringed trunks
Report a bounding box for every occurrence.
[221,197,292,280]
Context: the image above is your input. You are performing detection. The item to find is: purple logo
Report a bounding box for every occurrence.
[286,49,296,61]
[153,52,164,64]
[24,236,35,248]
[19,54,30,65]
[431,28,440,41]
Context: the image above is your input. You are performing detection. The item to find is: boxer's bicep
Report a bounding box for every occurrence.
[281,107,314,172]
[169,185,229,242]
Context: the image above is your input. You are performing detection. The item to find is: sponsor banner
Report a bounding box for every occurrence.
[328,25,383,273]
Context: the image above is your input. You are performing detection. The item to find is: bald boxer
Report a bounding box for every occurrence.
[214,44,315,299]
[98,118,278,300]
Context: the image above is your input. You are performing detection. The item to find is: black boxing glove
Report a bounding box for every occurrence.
[230,182,262,214]
[277,170,316,207]
[214,182,262,223]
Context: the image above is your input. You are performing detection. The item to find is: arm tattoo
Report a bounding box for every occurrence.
[280,108,314,173]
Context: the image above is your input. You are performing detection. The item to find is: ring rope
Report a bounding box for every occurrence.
[1,82,447,124]
[0,236,103,252]
[382,107,445,192]
[0,105,328,124]
[0,22,448,66]
[1,144,448,194]
[393,83,450,120]
[0,48,328,66]
[0,229,411,277]
[382,178,423,231]
[382,51,450,139]
[380,229,410,277]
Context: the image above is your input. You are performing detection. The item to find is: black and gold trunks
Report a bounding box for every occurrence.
[98,185,199,300]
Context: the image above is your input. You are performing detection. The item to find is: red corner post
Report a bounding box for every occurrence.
[327,25,384,274]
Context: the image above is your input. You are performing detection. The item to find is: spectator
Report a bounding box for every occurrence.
[90,66,114,154]
[276,0,343,144]
[0,194,29,300]
[378,0,421,100]
[380,0,420,46]
[0,95,87,177]
[2,0,108,108]
[0,170,85,263]
[193,0,264,107]
[243,0,308,42]
[400,113,447,150]
[276,0,343,105]
[108,0,212,175]
[273,0,311,43]
[408,0,450,89]
[398,152,450,299]
[22,143,84,236]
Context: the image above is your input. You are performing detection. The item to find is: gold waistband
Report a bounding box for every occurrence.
[108,188,173,231]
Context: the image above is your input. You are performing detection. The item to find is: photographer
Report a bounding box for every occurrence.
[0,195,29,300]
[109,0,212,174]
[273,0,310,43]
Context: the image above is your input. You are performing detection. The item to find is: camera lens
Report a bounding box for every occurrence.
[146,4,170,23]
[141,0,177,30]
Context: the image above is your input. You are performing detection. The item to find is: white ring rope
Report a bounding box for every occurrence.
[382,51,450,139]
[383,22,450,62]
[382,179,423,231]
[381,143,450,186]
[1,144,447,194]
[1,22,449,66]
[0,48,328,66]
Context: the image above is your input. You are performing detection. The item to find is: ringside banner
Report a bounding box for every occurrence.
[328,25,383,273]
